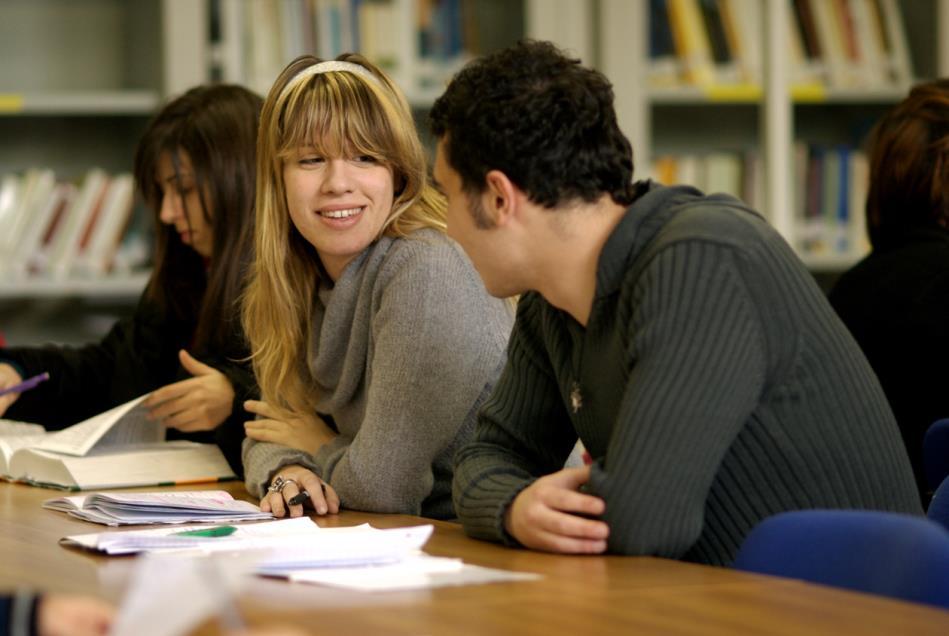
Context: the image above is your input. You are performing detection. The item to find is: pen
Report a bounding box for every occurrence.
[287,491,309,506]
[0,372,50,398]
[287,481,326,506]
[171,525,238,538]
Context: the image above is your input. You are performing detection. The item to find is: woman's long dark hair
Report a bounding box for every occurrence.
[866,79,949,247]
[133,84,262,353]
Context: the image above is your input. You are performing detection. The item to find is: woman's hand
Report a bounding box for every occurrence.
[144,350,235,432]
[261,464,340,518]
[244,400,337,453]
[0,362,23,417]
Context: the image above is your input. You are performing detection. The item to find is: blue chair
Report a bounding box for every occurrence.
[925,419,949,493]
[930,478,949,532]
[733,510,949,608]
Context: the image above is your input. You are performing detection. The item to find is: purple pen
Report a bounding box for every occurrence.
[0,372,50,397]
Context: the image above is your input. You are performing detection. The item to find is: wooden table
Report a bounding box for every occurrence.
[2,480,948,635]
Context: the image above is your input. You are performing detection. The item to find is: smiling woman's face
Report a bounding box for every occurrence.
[282,143,395,281]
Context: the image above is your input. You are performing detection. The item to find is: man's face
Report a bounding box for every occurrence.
[434,140,522,298]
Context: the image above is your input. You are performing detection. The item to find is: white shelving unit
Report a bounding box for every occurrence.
[0,0,208,302]
[212,0,545,108]
[0,273,151,301]
[600,0,949,273]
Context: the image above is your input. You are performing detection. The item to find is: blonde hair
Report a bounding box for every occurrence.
[243,53,447,418]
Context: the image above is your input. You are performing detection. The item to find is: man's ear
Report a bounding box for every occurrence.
[483,170,521,227]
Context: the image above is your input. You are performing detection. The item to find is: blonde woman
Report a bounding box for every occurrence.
[241,54,512,520]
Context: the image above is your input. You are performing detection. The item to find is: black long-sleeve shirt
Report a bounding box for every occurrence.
[2,293,256,476]
[829,227,949,501]
[453,183,921,566]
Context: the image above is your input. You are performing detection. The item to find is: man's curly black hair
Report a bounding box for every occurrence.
[429,39,637,210]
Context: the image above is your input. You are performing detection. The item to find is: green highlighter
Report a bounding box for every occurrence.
[171,525,238,538]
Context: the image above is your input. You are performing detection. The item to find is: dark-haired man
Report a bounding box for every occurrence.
[430,40,921,565]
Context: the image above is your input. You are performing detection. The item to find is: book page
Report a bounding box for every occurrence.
[41,494,87,513]
[0,419,46,436]
[87,490,237,510]
[0,434,49,471]
[33,395,158,456]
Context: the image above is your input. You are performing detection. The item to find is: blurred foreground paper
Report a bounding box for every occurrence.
[110,552,253,636]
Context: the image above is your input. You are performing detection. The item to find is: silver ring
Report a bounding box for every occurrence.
[268,476,292,494]
[280,478,298,494]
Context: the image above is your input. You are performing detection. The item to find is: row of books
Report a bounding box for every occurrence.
[237,0,470,96]
[650,0,912,91]
[0,168,148,282]
[649,142,869,258]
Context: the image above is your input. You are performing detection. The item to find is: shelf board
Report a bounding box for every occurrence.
[648,84,908,105]
[0,272,150,299]
[0,91,161,116]
[800,251,866,272]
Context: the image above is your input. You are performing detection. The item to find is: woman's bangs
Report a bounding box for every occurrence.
[277,75,395,162]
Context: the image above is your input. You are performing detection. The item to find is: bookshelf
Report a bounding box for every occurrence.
[600,0,949,273]
[208,0,583,108]
[0,0,211,348]
[0,0,208,304]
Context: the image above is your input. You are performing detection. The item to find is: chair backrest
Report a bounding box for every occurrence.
[929,478,949,532]
[924,419,949,493]
[733,510,949,609]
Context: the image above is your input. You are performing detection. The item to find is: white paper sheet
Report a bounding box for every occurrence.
[63,516,321,554]
[286,555,542,591]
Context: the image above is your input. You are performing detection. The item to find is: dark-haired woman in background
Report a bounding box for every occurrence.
[0,85,263,475]
[829,79,949,505]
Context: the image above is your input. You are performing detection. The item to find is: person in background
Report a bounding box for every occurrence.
[429,40,921,565]
[829,79,949,505]
[240,53,512,520]
[0,592,113,636]
[0,85,263,476]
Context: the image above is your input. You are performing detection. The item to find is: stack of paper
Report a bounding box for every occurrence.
[63,516,320,554]
[44,490,272,526]
[62,518,541,592]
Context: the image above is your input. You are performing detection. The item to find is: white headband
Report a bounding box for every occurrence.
[277,60,382,103]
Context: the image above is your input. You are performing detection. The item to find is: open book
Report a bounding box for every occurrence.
[44,490,271,526]
[0,395,236,490]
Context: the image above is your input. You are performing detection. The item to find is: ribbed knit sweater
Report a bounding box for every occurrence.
[452,183,921,565]
[244,229,513,519]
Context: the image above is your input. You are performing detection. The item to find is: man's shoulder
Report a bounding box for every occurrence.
[658,195,770,247]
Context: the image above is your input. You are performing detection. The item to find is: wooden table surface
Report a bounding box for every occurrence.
[2,480,948,635]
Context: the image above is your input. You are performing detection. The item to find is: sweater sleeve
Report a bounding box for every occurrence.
[244,240,510,513]
[452,294,580,544]
[588,241,766,557]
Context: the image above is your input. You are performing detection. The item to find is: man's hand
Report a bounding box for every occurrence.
[261,464,340,518]
[0,362,24,417]
[244,400,337,454]
[505,465,609,554]
[144,350,235,431]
